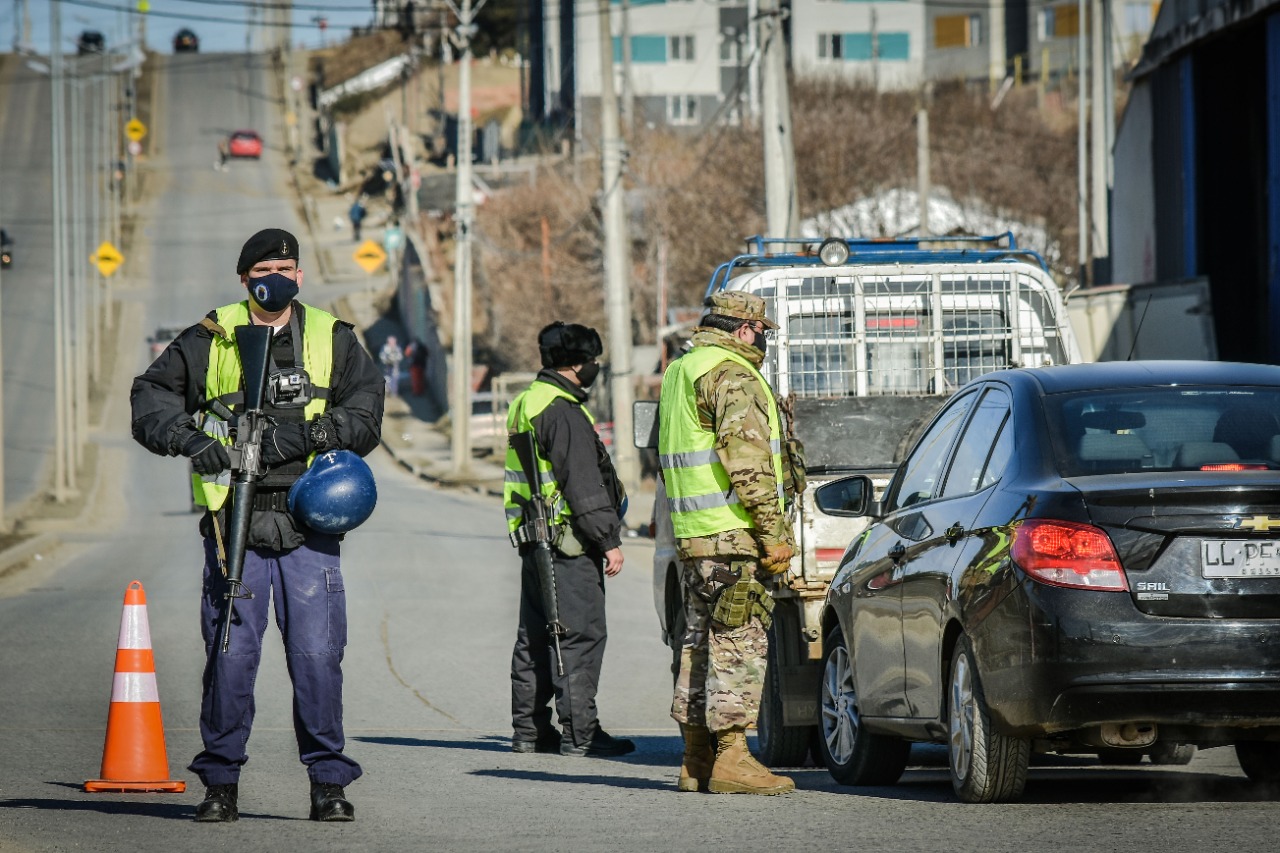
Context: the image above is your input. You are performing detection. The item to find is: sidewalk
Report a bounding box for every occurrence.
[293,162,509,499]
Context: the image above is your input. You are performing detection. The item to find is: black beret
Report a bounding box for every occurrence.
[539,321,603,368]
[236,228,300,275]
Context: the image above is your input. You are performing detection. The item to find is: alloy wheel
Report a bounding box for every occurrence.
[949,651,975,782]
[821,643,858,765]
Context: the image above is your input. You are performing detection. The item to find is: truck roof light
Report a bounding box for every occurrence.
[818,238,850,267]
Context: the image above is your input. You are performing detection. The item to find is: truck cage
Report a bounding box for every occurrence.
[704,233,1077,400]
[704,232,1050,299]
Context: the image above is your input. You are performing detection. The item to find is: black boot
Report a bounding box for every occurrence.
[309,782,355,822]
[194,783,238,822]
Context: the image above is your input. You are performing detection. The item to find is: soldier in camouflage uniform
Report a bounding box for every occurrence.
[658,291,799,795]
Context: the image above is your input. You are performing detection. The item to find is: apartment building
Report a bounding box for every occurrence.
[536,0,1159,132]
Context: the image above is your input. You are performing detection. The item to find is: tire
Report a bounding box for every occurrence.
[816,627,909,786]
[757,614,812,767]
[1235,741,1280,784]
[948,636,1030,803]
[1148,743,1196,766]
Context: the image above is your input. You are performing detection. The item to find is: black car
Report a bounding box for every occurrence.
[77,30,105,55]
[174,28,199,53]
[814,361,1280,802]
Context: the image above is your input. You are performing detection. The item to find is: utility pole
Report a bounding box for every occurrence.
[1090,0,1110,284]
[917,101,930,235]
[597,0,639,494]
[871,8,880,92]
[51,0,70,500]
[759,0,798,238]
[450,0,477,476]
[1076,0,1088,286]
[620,0,633,133]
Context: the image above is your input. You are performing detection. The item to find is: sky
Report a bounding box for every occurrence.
[1,1,378,56]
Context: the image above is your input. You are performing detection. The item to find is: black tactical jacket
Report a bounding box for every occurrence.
[530,369,625,554]
[130,301,384,546]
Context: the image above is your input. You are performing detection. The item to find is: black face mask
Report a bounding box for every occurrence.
[247,272,299,313]
[574,361,601,389]
[750,328,768,355]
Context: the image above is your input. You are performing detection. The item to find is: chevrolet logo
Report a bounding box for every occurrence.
[1236,515,1280,532]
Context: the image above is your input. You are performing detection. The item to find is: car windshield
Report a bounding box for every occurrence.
[1045,386,1280,476]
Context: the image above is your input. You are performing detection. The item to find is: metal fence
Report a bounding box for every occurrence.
[735,264,1077,398]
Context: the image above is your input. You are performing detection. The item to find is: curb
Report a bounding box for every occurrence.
[377,436,505,499]
[0,534,60,583]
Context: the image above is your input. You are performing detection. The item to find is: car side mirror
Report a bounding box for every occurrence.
[815,475,878,518]
[633,400,659,449]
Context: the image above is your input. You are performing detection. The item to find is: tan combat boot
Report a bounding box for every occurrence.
[678,723,715,793]
[708,727,795,795]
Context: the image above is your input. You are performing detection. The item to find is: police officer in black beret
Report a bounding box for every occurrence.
[503,322,635,757]
[130,228,385,823]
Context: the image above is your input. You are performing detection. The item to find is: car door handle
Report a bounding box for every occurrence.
[944,523,965,544]
[888,542,906,563]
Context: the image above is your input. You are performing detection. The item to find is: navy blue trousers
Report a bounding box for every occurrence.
[188,532,362,787]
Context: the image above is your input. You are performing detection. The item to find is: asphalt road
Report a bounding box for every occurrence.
[1,49,1279,853]
[0,57,60,512]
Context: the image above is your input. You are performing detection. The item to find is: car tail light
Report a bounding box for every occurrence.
[1011,519,1128,591]
[1200,463,1268,471]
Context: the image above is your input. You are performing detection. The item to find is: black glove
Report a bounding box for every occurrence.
[261,421,312,468]
[182,432,231,476]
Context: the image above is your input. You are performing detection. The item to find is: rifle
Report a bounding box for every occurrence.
[508,429,568,676]
[215,324,274,654]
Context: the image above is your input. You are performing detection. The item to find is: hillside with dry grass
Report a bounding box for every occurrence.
[472,77,1086,372]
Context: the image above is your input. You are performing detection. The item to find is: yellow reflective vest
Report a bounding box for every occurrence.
[503,380,593,533]
[191,301,336,511]
[658,345,783,539]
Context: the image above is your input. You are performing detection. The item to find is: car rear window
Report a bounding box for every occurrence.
[1045,386,1280,476]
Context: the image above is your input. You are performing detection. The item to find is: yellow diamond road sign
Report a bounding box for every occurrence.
[125,118,147,142]
[91,241,124,277]
[353,240,387,274]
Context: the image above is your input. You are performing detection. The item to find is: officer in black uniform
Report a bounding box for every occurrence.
[506,322,635,758]
[130,228,384,823]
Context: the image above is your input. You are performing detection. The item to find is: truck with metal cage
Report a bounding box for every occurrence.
[638,232,1084,766]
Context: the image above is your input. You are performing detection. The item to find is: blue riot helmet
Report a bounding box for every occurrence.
[288,450,378,534]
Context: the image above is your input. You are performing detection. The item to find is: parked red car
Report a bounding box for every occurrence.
[227,130,262,159]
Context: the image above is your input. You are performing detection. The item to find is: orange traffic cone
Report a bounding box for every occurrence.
[85,580,186,793]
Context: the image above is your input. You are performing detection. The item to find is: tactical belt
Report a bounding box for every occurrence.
[252,490,291,512]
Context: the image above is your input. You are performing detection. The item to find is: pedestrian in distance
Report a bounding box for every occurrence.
[215,139,229,172]
[129,228,386,823]
[379,334,404,397]
[349,197,367,241]
[406,338,428,397]
[504,321,635,758]
[657,291,801,795]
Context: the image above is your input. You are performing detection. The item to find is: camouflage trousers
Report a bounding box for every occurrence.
[670,556,769,733]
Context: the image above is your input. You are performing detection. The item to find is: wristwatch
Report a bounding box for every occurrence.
[308,419,330,451]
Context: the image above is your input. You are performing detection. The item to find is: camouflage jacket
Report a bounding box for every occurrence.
[675,328,796,560]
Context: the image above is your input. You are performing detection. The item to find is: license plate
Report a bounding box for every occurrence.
[1201,540,1280,578]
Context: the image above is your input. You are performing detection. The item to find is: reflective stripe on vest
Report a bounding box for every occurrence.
[502,380,593,532]
[658,345,784,539]
[191,301,337,511]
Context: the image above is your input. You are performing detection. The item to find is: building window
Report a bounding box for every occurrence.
[721,31,745,64]
[670,34,695,61]
[615,34,667,63]
[969,14,982,46]
[817,33,843,60]
[667,95,699,125]
[935,14,983,48]
[878,33,910,60]
[1040,4,1081,39]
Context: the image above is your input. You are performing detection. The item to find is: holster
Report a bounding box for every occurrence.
[710,567,776,630]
